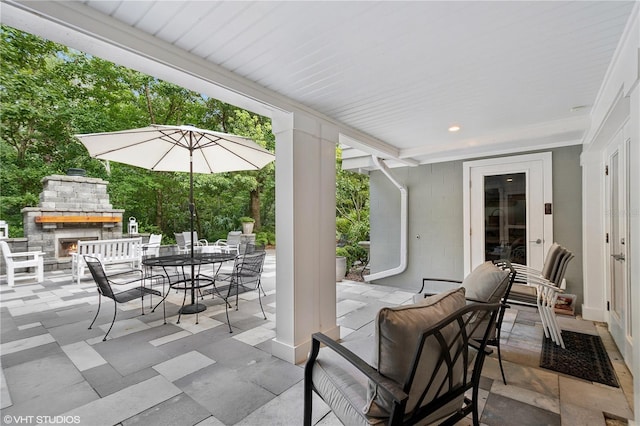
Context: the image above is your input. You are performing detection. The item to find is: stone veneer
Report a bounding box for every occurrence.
[21,174,124,261]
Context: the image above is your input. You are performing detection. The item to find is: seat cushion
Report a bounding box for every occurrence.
[312,338,386,425]
[462,261,510,303]
[509,283,538,305]
[365,287,466,418]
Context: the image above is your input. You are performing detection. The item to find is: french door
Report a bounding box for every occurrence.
[463,153,553,276]
[606,133,632,363]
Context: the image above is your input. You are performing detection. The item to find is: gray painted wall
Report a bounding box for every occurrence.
[369,145,584,311]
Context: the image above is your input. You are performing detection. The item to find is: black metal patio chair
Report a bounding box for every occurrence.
[304,289,500,426]
[417,260,516,385]
[210,251,267,333]
[85,255,166,341]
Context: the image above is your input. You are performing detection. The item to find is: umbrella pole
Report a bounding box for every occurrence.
[180,134,205,315]
[190,144,195,306]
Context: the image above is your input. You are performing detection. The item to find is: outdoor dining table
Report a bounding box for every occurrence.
[143,251,236,314]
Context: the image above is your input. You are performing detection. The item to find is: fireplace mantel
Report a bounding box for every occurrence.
[35,216,122,223]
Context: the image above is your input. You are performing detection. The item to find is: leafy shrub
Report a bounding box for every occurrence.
[256,230,275,246]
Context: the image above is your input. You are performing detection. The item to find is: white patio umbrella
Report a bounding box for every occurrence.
[76,124,275,312]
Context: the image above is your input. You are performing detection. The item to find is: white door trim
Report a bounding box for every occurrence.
[604,132,633,366]
[463,152,553,276]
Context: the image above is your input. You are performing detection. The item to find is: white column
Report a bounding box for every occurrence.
[271,111,339,364]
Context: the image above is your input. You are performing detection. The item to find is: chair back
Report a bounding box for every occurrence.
[540,243,562,280]
[462,260,515,340]
[84,255,116,300]
[0,240,12,266]
[402,302,500,424]
[175,232,186,247]
[144,234,162,257]
[242,243,265,254]
[182,231,194,246]
[227,231,242,246]
[492,260,517,302]
[234,251,266,286]
[550,248,574,287]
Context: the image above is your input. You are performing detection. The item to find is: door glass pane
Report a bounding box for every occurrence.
[484,173,526,264]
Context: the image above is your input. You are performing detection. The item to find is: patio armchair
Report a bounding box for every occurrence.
[142,233,162,258]
[507,243,573,305]
[183,231,208,248]
[304,288,500,426]
[207,251,267,332]
[0,240,45,287]
[417,260,516,385]
[211,231,242,255]
[175,232,189,254]
[84,255,166,341]
[506,244,574,348]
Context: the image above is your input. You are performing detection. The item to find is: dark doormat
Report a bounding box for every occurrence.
[540,330,619,387]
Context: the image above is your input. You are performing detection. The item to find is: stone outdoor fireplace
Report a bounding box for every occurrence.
[22,173,124,260]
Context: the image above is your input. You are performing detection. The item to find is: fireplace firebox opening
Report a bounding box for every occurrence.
[58,237,98,258]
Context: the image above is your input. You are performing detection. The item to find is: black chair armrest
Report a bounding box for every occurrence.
[419,277,462,294]
[308,332,408,406]
[468,339,493,355]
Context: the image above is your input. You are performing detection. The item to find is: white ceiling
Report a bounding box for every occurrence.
[1,1,636,168]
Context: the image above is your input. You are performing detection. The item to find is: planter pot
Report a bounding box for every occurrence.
[242,222,254,234]
[336,256,347,282]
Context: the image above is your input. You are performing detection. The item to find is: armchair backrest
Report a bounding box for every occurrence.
[144,234,162,257]
[182,231,195,246]
[84,255,115,300]
[175,232,186,249]
[227,231,242,246]
[366,288,500,423]
[540,243,562,280]
[148,234,162,246]
[403,301,499,423]
[233,251,266,286]
[0,240,12,265]
[550,248,574,286]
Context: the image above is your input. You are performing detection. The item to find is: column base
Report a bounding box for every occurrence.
[271,324,341,365]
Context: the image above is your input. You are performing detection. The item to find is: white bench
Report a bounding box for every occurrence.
[72,237,143,284]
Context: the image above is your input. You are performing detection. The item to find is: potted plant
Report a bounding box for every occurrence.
[336,247,348,282]
[240,216,255,234]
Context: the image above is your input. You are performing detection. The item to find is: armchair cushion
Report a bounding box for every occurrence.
[462,261,510,303]
[310,338,385,425]
[365,287,466,417]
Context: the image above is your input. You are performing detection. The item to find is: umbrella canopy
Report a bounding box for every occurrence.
[76,124,275,314]
[76,124,275,173]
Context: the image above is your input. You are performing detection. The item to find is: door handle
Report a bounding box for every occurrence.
[529,239,542,244]
[611,253,626,261]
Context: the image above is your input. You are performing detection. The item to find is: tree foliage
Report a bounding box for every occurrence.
[336,148,370,271]
[1,25,368,256]
[0,25,275,241]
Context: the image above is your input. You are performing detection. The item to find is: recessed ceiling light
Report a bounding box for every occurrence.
[448,125,461,132]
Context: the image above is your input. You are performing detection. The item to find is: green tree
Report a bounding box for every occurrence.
[335,147,370,272]
[1,24,277,242]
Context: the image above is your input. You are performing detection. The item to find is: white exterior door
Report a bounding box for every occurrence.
[463,153,553,276]
[605,133,632,363]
